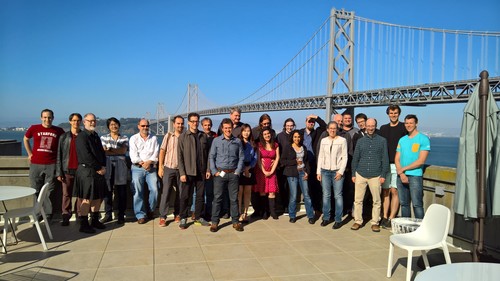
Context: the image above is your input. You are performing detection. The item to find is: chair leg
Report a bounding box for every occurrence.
[2,219,9,253]
[421,250,430,269]
[442,243,452,264]
[32,214,48,251]
[40,210,53,239]
[406,250,413,281]
[387,242,394,277]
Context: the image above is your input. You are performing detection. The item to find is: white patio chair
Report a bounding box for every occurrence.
[387,203,452,281]
[2,183,53,252]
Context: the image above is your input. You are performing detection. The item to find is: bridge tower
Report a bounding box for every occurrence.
[187,84,199,113]
[326,9,355,121]
[156,103,166,136]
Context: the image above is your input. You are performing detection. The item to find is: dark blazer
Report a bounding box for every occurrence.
[280,144,310,177]
[299,116,327,159]
[177,129,209,177]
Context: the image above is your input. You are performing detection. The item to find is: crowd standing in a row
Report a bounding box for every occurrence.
[23,105,430,234]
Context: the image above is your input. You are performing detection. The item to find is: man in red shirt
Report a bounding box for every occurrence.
[24,109,65,222]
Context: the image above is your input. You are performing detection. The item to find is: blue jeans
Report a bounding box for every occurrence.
[131,166,159,219]
[212,173,239,224]
[321,169,344,222]
[287,170,314,219]
[397,175,424,219]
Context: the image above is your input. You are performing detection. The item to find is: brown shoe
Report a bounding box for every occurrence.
[210,223,218,232]
[371,224,381,232]
[232,222,244,232]
[137,218,147,224]
[174,215,181,223]
[351,223,361,230]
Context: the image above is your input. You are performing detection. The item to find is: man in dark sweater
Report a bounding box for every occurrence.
[351,118,389,232]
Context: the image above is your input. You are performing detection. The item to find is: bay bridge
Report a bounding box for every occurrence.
[150,8,500,135]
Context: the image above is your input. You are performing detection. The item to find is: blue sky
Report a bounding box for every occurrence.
[1,0,499,135]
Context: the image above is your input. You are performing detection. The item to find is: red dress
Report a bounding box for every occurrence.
[254,142,279,193]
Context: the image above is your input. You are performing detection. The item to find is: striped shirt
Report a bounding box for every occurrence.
[352,134,389,179]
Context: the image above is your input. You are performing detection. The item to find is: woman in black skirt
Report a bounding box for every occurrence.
[238,124,257,222]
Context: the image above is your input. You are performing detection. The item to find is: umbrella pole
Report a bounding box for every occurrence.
[474,70,489,262]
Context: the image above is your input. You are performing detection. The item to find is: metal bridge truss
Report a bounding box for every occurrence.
[192,77,500,116]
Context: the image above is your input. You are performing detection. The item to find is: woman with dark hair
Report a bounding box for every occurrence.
[254,126,280,219]
[100,117,129,224]
[252,113,276,143]
[281,130,314,223]
[238,124,257,222]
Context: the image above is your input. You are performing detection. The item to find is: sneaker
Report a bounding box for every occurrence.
[332,222,342,229]
[99,214,112,224]
[381,218,392,229]
[194,218,210,226]
[158,218,167,227]
[174,215,181,223]
[179,218,188,229]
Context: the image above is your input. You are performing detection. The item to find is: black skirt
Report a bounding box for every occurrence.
[239,167,257,185]
[73,166,106,200]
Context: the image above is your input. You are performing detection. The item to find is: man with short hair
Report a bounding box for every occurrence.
[379,105,407,228]
[209,118,245,232]
[56,113,82,226]
[218,107,243,137]
[74,113,107,233]
[352,113,368,149]
[129,119,159,224]
[24,109,65,222]
[158,115,184,227]
[351,118,389,232]
[201,117,217,220]
[177,113,211,229]
[395,114,430,219]
[342,112,359,140]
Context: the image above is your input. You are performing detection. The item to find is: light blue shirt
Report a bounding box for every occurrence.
[209,135,244,175]
[397,132,430,176]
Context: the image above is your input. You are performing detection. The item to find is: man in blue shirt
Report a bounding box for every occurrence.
[395,114,430,219]
[208,118,245,232]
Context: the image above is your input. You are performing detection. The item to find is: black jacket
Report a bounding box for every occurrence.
[280,144,310,177]
[55,130,73,177]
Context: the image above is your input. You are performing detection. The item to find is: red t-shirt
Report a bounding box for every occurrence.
[25,124,65,165]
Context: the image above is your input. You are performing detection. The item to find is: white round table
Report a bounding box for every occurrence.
[415,262,500,281]
[0,186,36,201]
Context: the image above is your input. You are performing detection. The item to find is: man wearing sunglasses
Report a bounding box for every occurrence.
[129,119,159,224]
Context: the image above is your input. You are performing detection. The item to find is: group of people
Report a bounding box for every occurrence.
[23,105,430,234]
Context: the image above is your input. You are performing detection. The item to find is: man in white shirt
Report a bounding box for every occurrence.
[129,119,159,224]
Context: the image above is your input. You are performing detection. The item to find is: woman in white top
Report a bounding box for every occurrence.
[316,121,347,229]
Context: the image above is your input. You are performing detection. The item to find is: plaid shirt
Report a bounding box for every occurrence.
[351,133,389,179]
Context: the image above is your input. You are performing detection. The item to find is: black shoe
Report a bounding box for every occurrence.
[117,217,125,225]
[79,216,95,234]
[320,220,329,227]
[91,213,106,229]
[262,212,269,220]
[100,214,112,223]
[332,222,342,229]
[271,213,279,220]
[308,218,316,225]
[61,218,70,226]
[222,213,230,219]
[289,218,296,223]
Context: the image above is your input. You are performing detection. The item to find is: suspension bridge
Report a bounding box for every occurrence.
[150,8,500,134]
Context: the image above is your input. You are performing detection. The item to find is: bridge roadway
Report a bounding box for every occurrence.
[154,77,500,121]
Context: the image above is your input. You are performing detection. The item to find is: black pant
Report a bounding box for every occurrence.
[179,175,205,220]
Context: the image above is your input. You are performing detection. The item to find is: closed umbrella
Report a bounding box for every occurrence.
[454,71,499,261]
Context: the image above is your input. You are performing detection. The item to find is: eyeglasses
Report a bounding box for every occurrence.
[140,125,150,128]
[85,119,96,123]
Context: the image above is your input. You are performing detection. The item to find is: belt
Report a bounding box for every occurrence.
[218,168,236,173]
[134,163,157,168]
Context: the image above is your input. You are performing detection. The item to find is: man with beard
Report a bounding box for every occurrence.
[73,113,107,233]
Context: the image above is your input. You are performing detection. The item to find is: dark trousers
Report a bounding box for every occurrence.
[204,178,214,220]
[212,173,239,224]
[159,167,180,218]
[179,175,205,220]
[102,166,128,218]
[61,173,79,217]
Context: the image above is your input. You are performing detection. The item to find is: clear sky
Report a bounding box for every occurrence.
[1,0,499,135]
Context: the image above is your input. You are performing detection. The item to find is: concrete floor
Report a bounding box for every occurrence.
[0,212,467,281]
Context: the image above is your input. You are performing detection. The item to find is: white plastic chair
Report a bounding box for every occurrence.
[2,183,53,253]
[387,204,452,281]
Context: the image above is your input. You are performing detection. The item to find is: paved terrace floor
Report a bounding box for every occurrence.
[1,212,467,281]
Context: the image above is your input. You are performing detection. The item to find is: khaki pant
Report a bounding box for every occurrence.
[353,172,381,225]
